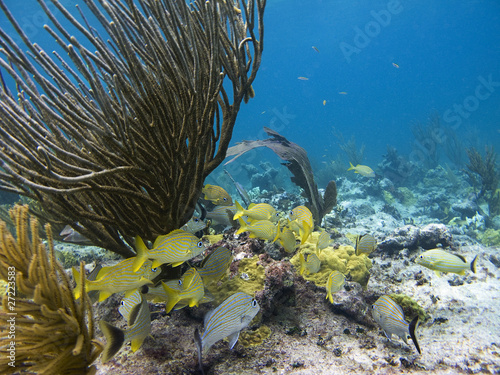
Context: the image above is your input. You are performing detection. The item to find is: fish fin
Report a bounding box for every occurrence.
[100,320,125,363]
[228,331,240,350]
[170,261,184,268]
[248,203,256,209]
[72,267,82,300]
[326,292,333,304]
[300,221,311,244]
[133,236,150,272]
[124,288,138,299]
[471,255,478,273]
[130,337,146,353]
[162,281,180,313]
[409,316,421,354]
[235,217,247,235]
[128,301,143,325]
[194,328,205,375]
[434,270,441,277]
[151,259,163,268]
[272,222,281,243]
[347,162,354,171]
[299,252,306,276]
[233,200,245,220]
[98,290,113,302]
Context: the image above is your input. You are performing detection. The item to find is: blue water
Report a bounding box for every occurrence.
[1,0,499,173]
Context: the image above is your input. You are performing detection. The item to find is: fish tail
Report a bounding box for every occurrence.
[100,320,126,363]
[271,222,281,243]
[233,200,245,220]
[72,267,82,300]
[471,255,478,273]
[194,328,205,375]
[299,252,306,276]
[235,217,247,235]
[133,236,150,273]
[347,162,355,171]
[161,281,180,313]
[409,316,421,355]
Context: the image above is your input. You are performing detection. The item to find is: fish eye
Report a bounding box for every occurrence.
[151,267,157,272]
[223,197,227,201]
[252,299,257,307]
[289,210,294,215]
[197,241,203,247]
[178,280,183,286]
[194,218,199,223]
[120,301,125,306]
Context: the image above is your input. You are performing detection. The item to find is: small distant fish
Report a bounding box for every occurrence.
[325,270,345,303]
[73,258,157,302]
[298,76,309,81]
[347,162,375,178]
[234,201,278,223]
[299,252,321,276]
[312,46,320,53]
[355,234,377,256]
[133,229,205,272]
[194,292,260,372]
[276,227,298,253]
[181,216,207,234]
[338,91,347,95]
[59,224,91,244]
[392,62,400,68]
[288,205,314,244]
[119,289,143,324]
[201,184,233,206]
[323,100,327,106]
[162,268,205,313]
[236,218,280,242]
[316,231,333,253]
[224,169,251,207]
[206,205,237,227]
[372,295,421,354]
[196,246,233,284]
[100,293,152,362]
[415,249,478,276]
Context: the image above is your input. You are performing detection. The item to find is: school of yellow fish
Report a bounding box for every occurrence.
[72,183,479,366]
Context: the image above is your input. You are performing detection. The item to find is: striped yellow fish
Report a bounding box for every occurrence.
[73,258,157,302]
[316,231,333,253]
[288,205,313,244]
[196,246,233,284]
[372,295,420,354]
[119,289,143,324]
[162,268,205,313]
[100,292,152,362]
[325,270,345,303]
[299,252,321,276]
[236,218,280,242]
[202,184,233,206]
[355,234,377,256]
[234,201,278,222]
[206,205,237,227]
[276,227,298,253]
[347,162,375,178]
[181,216,207,234]
[133,229,205,272]
[415,249,478,276]
[194,292,260,363]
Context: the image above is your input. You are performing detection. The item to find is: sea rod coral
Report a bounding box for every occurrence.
[0,0,266,257]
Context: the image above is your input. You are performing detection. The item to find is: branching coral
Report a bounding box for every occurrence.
[0,0,266,257]
[0,205,102,374]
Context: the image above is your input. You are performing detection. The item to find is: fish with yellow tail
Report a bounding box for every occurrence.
[299,252,321,275]
[316,231,333,253]
[236,218,280,242]
[355,233,377,256]
[162,268,205,313]
[347,162,375,178]
[233,201,279,222]
[288,205,313,244]
[100,291,152,363]
[119,289,143,324]
[133,229,205,272]
[325,270,345,303]
[276,227,298,253]
[201,184,233,206]
[194,292,260,374]
[415,249,478,276]
[372,295,421,354]
[73,258,157,302]
[196,246,233,284]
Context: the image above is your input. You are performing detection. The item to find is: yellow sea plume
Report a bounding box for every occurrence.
[0,205,102,374]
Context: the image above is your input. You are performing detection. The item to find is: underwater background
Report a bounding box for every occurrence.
[1,0,500,374]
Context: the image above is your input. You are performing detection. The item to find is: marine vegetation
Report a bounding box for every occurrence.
[0,0,266,257]
[225,127,338,226]
[0,205,102,374]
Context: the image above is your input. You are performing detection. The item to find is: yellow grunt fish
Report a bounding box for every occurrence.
[100,292,152,362]
[119,289,142,324]
[288,205,313,244]
[347,162,375,178]
[316,231,333,253]
[162,268,205,313]
[355,234,377,256]
[325,270,345,303]
[201,184,233,206]
[299,252,321,276]
[236,218,280,242]
[415,249,478,276]
[133,229,205,272]
[196,246,233,284]
[234,201,279,222]
[277,227,298,253]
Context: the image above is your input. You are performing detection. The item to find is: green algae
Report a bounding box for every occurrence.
[383,190,396,205]
[389,293,429,322]
[290,231,372,288]
[397,187,417,206]
[239,325,272,347]
[477,228,500,246]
